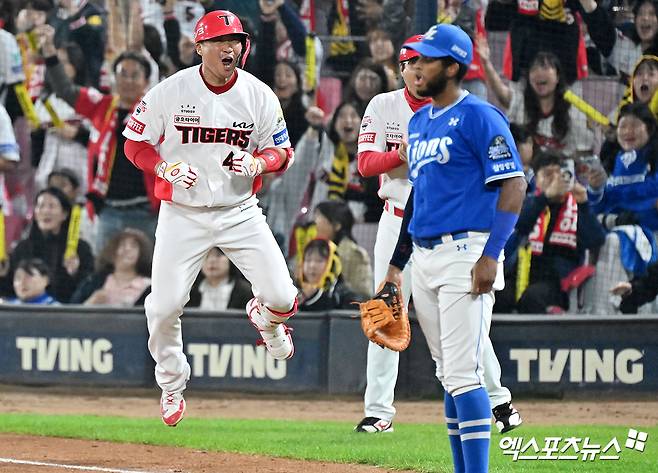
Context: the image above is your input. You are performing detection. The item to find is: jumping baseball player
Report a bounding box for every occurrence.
[356,36,522,435]
[122,10,298,427]
[384,25,527,472]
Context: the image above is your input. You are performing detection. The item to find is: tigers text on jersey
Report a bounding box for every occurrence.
[358,88,412,208]
[407,91,524,238]
[122,66,291,208]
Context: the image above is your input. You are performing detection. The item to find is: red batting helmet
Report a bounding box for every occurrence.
[194,10,251,67]
[399,34,424,62]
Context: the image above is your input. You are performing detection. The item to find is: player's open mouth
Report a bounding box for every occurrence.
[640,83,650,93]
[221,57,234,68]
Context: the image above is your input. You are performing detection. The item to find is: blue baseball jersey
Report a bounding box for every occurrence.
[407,91,524,238]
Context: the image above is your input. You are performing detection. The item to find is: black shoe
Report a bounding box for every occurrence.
[354,416,394,433]
[492,401,522,433]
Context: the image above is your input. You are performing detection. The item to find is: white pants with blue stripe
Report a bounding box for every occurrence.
[411,233,504,396]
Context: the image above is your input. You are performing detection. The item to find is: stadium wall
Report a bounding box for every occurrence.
[0,306,655,397]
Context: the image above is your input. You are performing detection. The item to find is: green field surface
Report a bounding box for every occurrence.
[1,414,656,472]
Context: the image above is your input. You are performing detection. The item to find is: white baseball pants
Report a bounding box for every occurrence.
[365,208,412,421]
[410,233,510,398]
[145,198,298,393]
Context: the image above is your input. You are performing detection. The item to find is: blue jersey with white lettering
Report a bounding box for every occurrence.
[407,91,524,238]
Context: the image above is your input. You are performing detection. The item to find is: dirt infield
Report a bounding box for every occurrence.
[0,434,415,473]
[1,386,657,473]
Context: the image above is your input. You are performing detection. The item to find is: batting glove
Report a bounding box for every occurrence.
[156,161,199,189]
[225,150,263,177]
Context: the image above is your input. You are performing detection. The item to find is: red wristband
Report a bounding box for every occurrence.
[256,148,286,173]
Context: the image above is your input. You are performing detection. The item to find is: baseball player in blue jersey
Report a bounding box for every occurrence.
[385,25,527,473]
[356,36,522,436]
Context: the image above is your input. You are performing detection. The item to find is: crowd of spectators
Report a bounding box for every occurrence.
[0,0,657,315]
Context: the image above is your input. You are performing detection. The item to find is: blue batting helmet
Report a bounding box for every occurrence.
[405,24,473,66]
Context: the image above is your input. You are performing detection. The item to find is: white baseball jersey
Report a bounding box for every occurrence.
[358,88,412,209]
[0,104,19,211]
[122,66,291,208]
[0,29,24,104]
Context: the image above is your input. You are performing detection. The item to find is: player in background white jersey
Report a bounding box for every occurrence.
[0,104,19,218]
[122,10,298,427]
[355,35,522,434]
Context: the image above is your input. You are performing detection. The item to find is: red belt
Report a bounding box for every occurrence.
[384,200,404,218]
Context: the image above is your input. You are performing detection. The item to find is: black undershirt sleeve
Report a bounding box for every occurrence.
[389,187,414,270]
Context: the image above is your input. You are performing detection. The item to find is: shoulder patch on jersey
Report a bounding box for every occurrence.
[134,100,147,116]
[127,117,146,135]
[361,115,373,131]
[274,106,287,133]
[359,132,376,144]
[488,135,512,160]
[273,128,289,145]
[491,161,518,173]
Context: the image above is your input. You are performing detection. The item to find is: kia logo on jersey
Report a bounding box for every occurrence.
[175,125,252,147]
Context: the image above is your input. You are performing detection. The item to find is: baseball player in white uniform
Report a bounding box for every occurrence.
[0,28,25,105]
[122,10,298,427]
[0,104,20,212]
[355,35,522,434]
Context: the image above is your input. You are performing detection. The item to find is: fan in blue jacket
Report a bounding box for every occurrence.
[588,102,658,231]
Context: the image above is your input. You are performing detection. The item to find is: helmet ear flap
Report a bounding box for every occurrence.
[239,37,251,68]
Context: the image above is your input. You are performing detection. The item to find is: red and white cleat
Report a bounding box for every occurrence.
[161,391,186,427]
[247,298,295,360]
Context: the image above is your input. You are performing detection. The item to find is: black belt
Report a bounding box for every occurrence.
[413,231,476,249]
